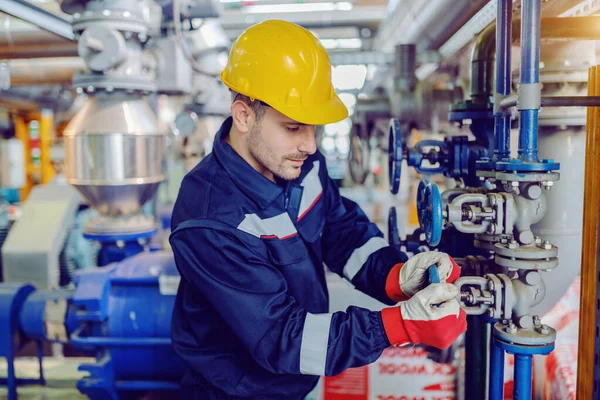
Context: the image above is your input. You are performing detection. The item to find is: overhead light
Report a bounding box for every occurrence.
[243,2,353,13]
[332,65,368,90]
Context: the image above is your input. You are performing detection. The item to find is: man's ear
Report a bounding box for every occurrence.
[231,101,252,134]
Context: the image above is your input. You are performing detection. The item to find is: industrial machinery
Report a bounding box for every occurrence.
[0,0,223,398]
[1,0,598,398]
[60,0,169,267]
[0,251,183,400]
[386,1,599,399]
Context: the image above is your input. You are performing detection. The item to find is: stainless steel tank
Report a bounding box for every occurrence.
[63,93,167,217]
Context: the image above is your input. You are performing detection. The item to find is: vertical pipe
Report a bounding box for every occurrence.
[493,0,512,161]
[489,337,505,400]
[517,0,542,162]
[7,350,16,400]
[513,353,533,399]
[37,341,46,385]
[465,316,488,399]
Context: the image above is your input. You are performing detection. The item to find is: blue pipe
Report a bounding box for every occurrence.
[514,353,533,399]
[489,337,505,400]
[493,0,512,161]
[518,0,542,163]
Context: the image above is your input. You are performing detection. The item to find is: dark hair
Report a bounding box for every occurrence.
[231,91,267,120]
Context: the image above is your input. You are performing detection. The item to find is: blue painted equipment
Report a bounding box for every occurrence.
[388,118,491,189]
[388,119,403,194]
[387,207,429,254]
[496,0,559,173]
[427,265,440,284]
[490,336,554,400]
[0,251,184,400]
[416,179,443,246]
[84,229,157,267]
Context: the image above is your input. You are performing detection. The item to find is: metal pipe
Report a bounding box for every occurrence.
[0,0,74,40]
[471,23,496,104]
[3,57,83,86]
[465,316,488,400]
[489,337,505,400]
[493,0,512,162]
[513,353,533,399]
[501,95,600,110]
[517,0,542,163]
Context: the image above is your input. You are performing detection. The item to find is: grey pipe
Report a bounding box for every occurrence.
[500,96,600,111]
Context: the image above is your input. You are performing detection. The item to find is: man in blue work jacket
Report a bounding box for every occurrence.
[170,19,467,400]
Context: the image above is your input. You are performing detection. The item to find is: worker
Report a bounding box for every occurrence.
[169,19,467,400]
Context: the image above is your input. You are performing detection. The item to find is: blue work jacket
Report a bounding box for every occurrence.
[170,117,408,399]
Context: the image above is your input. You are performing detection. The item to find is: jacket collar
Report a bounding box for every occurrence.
[213,117,285,209]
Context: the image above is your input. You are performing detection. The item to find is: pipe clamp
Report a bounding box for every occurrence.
[517,83,542,110]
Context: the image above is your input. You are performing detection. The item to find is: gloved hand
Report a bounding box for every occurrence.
[385,251,461,302]
[381,283,467,350]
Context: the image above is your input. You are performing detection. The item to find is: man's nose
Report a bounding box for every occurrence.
[298,125,317,155]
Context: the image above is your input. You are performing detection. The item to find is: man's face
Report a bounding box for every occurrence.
[247,107,317,181]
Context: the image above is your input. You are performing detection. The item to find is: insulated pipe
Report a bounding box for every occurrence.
[0,27,77,59]
[4,58,83,86]
[517,0,542,163]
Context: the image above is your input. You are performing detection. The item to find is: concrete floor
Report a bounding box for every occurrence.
[0,357,90,399]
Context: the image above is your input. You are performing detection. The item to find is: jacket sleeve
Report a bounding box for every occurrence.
[321,173,409,306]
[169,225,410,377]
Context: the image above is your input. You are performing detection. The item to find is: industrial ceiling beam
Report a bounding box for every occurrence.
[0,0,74,41]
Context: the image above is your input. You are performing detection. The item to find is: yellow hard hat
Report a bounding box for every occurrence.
[220,19,348,125]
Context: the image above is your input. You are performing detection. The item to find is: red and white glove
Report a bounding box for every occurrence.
[385,251,461,302]
[381,283,467,349]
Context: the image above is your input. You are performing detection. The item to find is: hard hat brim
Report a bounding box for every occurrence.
[272,93,349,126]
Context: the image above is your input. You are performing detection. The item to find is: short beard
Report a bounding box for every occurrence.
[247,123,303,181]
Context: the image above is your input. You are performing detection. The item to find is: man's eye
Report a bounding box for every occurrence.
[287,126,300,132]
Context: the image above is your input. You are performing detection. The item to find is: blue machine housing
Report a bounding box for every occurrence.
[0,251,184,400]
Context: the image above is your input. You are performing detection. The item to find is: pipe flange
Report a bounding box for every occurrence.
[72,11,152,35]
[495,171,560,183]
[493,322,556,346]
[494,255,558,271]
[476,168,497,178]
[474,239,497,251]
[473,233,511,251]
[85,213,156,235]
[494,242,557,259]
[74,74,156,94]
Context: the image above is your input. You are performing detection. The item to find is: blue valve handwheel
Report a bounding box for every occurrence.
[427,265,440,285]
[413,140,448,174]
[416,180,443,247]
[427,265,442,307]
[388,118,403,194]
[388,207,401,250]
